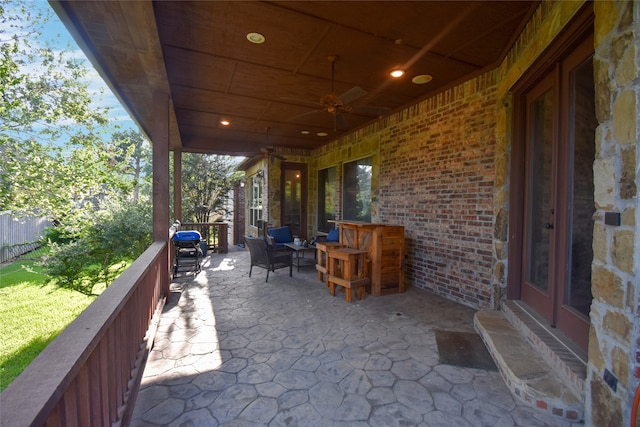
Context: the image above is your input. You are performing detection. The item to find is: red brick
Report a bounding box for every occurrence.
[379,75,498,310]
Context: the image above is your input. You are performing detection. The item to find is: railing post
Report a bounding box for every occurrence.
[219,223,228,253]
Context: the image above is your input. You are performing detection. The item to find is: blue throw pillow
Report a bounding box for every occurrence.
[268,226,293,243]
[326,228,339,242]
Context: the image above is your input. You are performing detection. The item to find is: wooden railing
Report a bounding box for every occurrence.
[181,222,229,253]
[0,241,169,427]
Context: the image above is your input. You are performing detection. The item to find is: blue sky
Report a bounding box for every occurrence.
[42,1,138,133]
[5,0,139,138]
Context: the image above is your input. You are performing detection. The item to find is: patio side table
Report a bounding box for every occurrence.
[284,243,317,272]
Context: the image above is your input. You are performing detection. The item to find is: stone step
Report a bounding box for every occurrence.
[501,300,586,396]
[474,309,584,422]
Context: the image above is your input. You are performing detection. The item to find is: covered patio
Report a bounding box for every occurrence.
[129,247,572,426]
[2,1,637,425]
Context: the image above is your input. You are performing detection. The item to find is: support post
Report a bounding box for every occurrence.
[173,149,182,222]
[152,91,170,297]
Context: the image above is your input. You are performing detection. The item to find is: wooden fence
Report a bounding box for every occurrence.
[0,213,50,263]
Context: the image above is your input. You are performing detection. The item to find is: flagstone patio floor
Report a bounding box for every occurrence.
[130,246,580,427]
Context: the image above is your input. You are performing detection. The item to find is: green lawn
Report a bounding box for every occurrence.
[0,259,96,391]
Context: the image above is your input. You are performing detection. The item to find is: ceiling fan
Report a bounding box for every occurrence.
[249,127,286,163]
[260,146,286,162]
[285,55,389,131]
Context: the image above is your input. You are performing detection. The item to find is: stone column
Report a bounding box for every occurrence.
[589,1,639,425]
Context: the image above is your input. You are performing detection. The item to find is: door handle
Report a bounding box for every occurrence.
[545,223,554,229]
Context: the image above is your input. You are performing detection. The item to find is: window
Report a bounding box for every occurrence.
[248,174,263,227]
[282,164,305,237]
[343,157,372,222]
[318,166,337,232]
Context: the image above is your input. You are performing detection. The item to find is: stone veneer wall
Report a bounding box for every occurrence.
[588,1,639,426]
[490,0,639,423]
[265,152,312,235]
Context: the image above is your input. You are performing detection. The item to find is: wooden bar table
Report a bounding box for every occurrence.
[330,220,405,296]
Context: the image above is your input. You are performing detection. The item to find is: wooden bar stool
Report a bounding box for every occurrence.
[327,248,369,303]
[315,242,346,283]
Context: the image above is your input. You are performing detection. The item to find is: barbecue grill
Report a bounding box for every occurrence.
[173,230,202,275]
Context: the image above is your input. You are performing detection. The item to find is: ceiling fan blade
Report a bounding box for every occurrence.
[259,146,287,162]
[287,109,325,122]
[280,96,323,108]
[338,86,367,105]
[352,104,391,116]
[246,153,264,163]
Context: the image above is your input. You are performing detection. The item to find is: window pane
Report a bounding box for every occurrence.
[525,89,553,292]
[249,174,262,227]
[318,167,337,232]
[343,158,372,222]
[283,168,302,235]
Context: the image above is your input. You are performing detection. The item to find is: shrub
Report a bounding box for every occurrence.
[42,240,96,295]
[41,200,152,295]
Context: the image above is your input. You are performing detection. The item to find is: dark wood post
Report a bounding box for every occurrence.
[152,91,170,297]
[173,148,182,222]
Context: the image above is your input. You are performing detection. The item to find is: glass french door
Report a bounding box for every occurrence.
[281,162,307,239]
[521,76,556,322]
[519,36,595,350]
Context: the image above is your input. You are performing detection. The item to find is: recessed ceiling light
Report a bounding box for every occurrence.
[412,74,433,84]
[317,132,328,137]
[220,120,230,126]
[390,69,405,78]
[246,32,265,44]
[301,130,310,135]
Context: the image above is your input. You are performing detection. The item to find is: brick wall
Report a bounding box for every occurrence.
[310,73,498,310]
[377,75,498,309]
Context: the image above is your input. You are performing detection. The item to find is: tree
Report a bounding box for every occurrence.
[181,153,242,223]
[1,134,134,230]
[0,1,152,294]
[0,0,115,223]
[0,0,109,140]
[112,130,151,202]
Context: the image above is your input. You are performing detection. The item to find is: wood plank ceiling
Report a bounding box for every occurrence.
[53,1,537,157]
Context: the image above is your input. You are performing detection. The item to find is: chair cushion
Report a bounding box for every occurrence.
[326,228,339,242]
[267,226,293,244]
